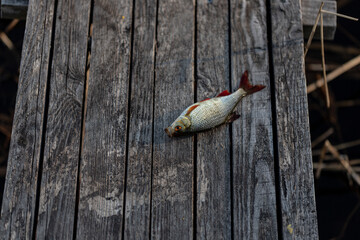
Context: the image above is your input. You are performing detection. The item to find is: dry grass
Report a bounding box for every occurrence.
[305,1,360,238]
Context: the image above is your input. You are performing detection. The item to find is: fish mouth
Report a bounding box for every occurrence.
[164,127,173,137]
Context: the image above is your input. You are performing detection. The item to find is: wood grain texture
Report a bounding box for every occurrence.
[151,0,194,238]
[270,0,318,238]
[0,0,55,239]
[301,0,337,40]
[35,0,91,239]
[196,0,231,239]
[1,0,321,238]
[230,0,278,239]
[123,0,156,239]
[76,0,133,239]
[1,0,28,19]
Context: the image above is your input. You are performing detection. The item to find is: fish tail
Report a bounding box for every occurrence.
[239,71,265,95]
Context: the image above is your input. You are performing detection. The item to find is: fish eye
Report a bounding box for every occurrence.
[175,126,182,131]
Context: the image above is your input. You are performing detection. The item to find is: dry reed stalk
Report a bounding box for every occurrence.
[316,156,360,163]
[325,140,360,186]
[320,11,330,108]
[309,42,360,55]
[304,2,324,57]
[307,63,340,72]
[305,3,359,101]
[313,163,360,173]
[311,128,334,148]
[307,54,360,93]
[336,99,360,108]
[4,19,19,33]
[0,32,15,50]
[316,143,328,179]
[335,138,360,151]
[349,159,360,165]
[313,138,360,156]
[321,9,359,21]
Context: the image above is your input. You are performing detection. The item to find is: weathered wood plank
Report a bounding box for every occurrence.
[151,0,194,238]
[196,0,231,239]
[301,0,337,40]
[123,0,156,239]
[270,0,318,238]
[1,0,28,19]
[0,0,55,239]
[0,0,337,38]
[230,0,278,238]
[35,0,91,239]
[76,0,133,238]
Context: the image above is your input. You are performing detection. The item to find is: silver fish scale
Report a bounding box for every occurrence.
[187,89,246,132]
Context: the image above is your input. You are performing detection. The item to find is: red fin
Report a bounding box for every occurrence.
[185,104,199,116]
[226,112,240,123]
[217,90,231,97]
[200,98,210,102]
[239,71,265,95]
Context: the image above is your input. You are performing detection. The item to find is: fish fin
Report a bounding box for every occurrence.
[200,98,210,102]
[226,112,240,123]
[239,71,265,95]
[185,104,199,116]
[217,90,231,97]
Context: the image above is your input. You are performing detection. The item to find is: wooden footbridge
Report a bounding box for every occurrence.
[0,0,326,239]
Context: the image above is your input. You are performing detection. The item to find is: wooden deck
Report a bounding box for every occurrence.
[0,0,318,239]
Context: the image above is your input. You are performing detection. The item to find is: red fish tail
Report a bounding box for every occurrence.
[239,71,265,95]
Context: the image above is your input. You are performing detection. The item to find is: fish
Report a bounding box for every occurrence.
[165,71,265,137]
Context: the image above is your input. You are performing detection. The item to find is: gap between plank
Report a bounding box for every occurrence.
[227,0,234,239]
[148,0,160,238]
[121,0,136,238]
[72,0,94,239]
[192,0,198,239]
[265,0,283,239]
[31,0,59,239]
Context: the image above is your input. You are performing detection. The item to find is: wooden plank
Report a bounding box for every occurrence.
[76,0,133,239]
[123,0,156,238]
[301,0,337,40]
[35,0,91,239]
[0,0,55,239]
[270,0,318,238]
[0,0,337,36]
[151,0,194,238]
[230,0,278,239]
[1,0,28,19]
[196,0,231,239]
